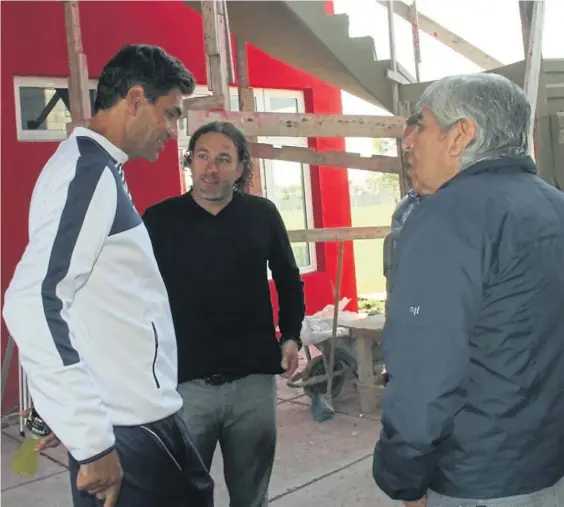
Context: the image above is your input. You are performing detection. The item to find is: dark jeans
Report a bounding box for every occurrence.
[69,411,214,507]
[178,374,277,507]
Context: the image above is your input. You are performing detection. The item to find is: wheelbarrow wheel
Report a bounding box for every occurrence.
[303,352,348,399]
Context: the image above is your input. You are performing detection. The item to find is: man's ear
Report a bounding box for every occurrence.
[125,85,145,115]
[448,118,477,158]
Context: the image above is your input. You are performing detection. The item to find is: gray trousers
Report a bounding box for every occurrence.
[178,374,277,507]
[427,475,564,507]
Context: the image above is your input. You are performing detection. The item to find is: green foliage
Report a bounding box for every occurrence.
[358,297,386,315]
[372,137,397,156]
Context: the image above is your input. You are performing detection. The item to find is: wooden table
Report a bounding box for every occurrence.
[338,314,386,414]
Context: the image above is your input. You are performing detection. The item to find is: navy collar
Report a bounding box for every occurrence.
[70,126,128,165]
[440,155,537,191]
[460,154,536,177]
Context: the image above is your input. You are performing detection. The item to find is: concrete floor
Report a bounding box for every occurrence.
[1,377,393,507]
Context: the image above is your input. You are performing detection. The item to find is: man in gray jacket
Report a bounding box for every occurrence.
[373,73,564,506]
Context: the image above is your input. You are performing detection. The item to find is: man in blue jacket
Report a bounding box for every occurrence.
[373,73,564,506]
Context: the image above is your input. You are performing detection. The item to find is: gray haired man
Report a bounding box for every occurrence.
[373,73,564,506]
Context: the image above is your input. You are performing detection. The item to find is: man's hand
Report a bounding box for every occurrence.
[19,409,61,451]
[77,450,123,507]
[404,497,426,507]
[281,340,300,378]
[35,433,61,451]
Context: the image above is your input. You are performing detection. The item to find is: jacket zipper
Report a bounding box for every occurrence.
[151,322,161,389]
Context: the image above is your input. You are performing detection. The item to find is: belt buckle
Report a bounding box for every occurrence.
[204,374,228,386]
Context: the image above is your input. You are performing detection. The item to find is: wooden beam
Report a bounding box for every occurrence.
[248,143,401,174]
[385,0,400,115]
[235,39,253,111]
[378,0,503,70]
[183,95,226,111]
[288,226,390,243]
[519,1,540,169]
[218,0,235,85]
[384,1,409,197]
[410,0,422,82]
[201,0,229,108]
[235,38,262,196]
[518,1,533,51]
[397,100,411,195]
[63,1,91,130]
[186,110,406,138]
[522,0,545,152]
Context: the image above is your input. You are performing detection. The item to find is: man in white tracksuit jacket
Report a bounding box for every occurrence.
[3,44,213,507]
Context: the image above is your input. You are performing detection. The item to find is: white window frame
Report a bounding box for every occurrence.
[180,85,317,275]
[257,88,316,275]
[14,76,98,142]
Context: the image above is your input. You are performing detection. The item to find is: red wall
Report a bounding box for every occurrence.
[0,0,356,413]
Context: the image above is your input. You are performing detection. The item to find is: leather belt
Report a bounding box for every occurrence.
[202,373,246,386]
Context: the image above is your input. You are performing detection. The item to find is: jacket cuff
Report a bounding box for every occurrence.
[372,447,428,501]
[77,444,116,465]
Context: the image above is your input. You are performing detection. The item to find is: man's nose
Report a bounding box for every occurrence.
[205,159,219,172]
[402,130,415,151]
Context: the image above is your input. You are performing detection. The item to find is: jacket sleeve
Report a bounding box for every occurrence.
[266,201,305,345]
[372,207,483,501]
[2,161,118,464]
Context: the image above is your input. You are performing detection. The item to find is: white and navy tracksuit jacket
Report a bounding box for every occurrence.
[3,127,182,464]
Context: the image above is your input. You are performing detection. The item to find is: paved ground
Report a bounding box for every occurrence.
[1,376,393,507]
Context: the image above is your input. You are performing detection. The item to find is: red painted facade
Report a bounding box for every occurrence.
[0,1,356,412]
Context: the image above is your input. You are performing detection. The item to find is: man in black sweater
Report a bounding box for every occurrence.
[142,121,305,507]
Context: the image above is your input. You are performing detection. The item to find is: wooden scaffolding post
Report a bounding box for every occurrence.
[236,39,262,196]
[409,0,422,82]
[398,100,411,193]
[385,0,408,196]
[10,0,92,433]
[63,0,91,132]
[201,0,230,109]
[519,0,546,174]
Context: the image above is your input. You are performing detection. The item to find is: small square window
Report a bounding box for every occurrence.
[14,77,97,141]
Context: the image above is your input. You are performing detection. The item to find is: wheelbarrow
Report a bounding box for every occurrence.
[287,330,386,400]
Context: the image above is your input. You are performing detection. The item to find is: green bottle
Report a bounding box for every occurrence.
[11,408,51,477]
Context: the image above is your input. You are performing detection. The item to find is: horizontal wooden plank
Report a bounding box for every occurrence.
[183,94,226,111]
[248,143,400,173]
[186,110,406,138]
[379,0,502,70]
[288,226,390,243]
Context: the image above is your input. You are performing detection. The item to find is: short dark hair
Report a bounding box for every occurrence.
[184,122,253,193]
[93,44,195,113]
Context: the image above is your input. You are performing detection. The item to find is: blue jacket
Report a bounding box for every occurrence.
[373,155,564,500]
